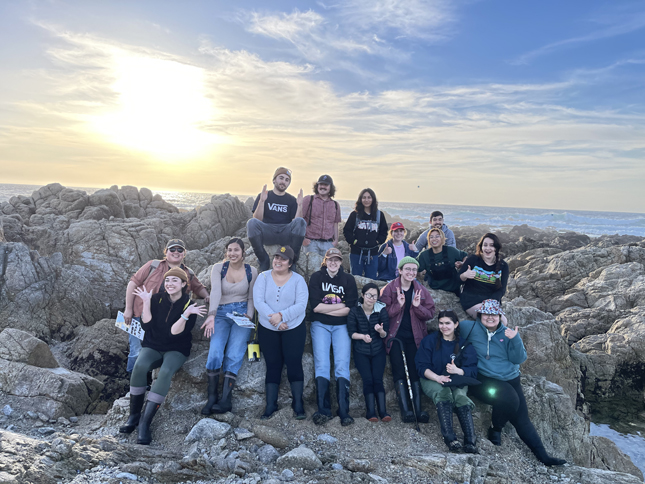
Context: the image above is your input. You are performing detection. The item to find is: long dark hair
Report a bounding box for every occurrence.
[226,237,245,256]
[475,232,503,288]
[436,310,461,354]
[354,188,378,221]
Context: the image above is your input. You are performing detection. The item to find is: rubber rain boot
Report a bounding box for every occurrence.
[394,380,414,423]
[411,381,430,423]
[290,381,306,420]
[364,393,378,422]
[212,372,236,414]
[137,400,161,445]
[260,383,279,419]
[376,391,391,422]
[336,377,354,426]
[200,371,220,415]
[312,377,332,425]
[119,393,145,434]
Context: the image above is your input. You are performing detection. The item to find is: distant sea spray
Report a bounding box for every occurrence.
[1,183,643,238]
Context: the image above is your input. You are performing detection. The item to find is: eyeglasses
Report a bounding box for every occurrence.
[364,293,378,300]
[168,247,184,253]
[401,267,418,273]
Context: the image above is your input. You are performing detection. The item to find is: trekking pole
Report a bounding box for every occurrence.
[387,337,420,432]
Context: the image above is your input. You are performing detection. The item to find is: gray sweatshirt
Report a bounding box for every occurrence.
[253,270,308,331]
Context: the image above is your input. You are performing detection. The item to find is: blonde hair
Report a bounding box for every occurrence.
[427,227,445,246]
[385,227,408,243]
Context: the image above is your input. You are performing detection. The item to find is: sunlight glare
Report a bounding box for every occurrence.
[91,54,223,160]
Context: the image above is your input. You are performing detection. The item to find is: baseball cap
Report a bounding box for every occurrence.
[317,174,333,185]
[390,222,405,231]
[324,247,343,261]
[166,239,186,250]
[274,245,295,262]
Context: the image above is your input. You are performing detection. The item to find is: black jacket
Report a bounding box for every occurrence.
[343,211,388,256]
[141,292,196,357]
[346,302,390,356]
[308,266,358,326]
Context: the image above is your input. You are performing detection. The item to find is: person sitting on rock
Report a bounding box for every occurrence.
[347,282,391,422]
[301,174,342,257]
[459,233,509,320]
[122,239,210,374]
[461,299,566,466]
[120,268,206,445]
[343,188,388,279]
[415,310,478,453]
[415,211,457,251]
[417,228,468,296]
[308,247,358,426]
[199,238,258,416]
[380,257,435,424]
[247,168,306,271]
[377,222,418,281]
[253,246,308,419]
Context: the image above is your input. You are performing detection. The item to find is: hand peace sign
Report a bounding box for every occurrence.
[412,290,421,307]
[396,287,406,308]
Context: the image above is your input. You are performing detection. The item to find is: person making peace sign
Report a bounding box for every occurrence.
[380,257,435,423]
[120,268,206,445]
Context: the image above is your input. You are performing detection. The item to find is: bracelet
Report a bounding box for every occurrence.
[180,314,189,321]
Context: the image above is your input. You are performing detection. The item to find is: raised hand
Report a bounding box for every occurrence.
[435,375,452,385]
[297,189,304,206]
[133,285,152,302]
[462,265,476,279]
[412,290,421,307]
[396,287,406,307]
[505,326,519,339]
[201,314,215,338]
[259,184,269,203]
[185,303,206,317]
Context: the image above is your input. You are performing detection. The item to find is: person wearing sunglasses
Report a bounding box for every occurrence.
[380,257,435,423]
[123,239,210,373]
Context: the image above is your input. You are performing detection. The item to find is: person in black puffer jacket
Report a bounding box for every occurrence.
[346,283,390,422]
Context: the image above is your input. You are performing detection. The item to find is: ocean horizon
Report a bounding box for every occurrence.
[2,183,644,238]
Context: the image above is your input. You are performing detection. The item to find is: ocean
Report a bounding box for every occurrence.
[1,183,644,237]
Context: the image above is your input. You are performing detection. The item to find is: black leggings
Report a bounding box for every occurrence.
[258,323,306,384]
[468,374,544,452]
[353,350,386,395]
[388,338,419,383]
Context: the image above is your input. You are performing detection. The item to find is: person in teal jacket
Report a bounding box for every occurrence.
[461,299,567,467]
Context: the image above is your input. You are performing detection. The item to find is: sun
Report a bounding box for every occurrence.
[89,53,225,160]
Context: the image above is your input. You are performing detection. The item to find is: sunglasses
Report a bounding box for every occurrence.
[168,247,184,253]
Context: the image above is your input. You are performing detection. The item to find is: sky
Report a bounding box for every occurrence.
[0,0,644,212]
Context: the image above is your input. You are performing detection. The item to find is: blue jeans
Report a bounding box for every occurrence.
[310,321,351,380]
[350,252,378,279]
[206,302,251,375]
[127,317,142,373]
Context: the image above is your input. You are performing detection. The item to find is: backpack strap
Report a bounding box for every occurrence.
[306,196,314,226]
[221,260,252,284]
[221,260,230,279]
[147,259,162,278]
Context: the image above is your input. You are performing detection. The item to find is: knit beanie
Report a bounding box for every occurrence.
[164,267,188,283]
[273,167,292,180]
[398,256,419,269]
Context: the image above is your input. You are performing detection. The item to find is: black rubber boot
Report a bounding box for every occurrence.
[137,400,160,445]
[364,393,378,422]
[119,393,145,434]
[376,391,391,422]
[312,377,332,425]
[336,377,354,426]
[436,401,462,452]
[394,380,415,423]
[530,443,567,466]
[200,371,220,415]
[260,383,279,419]
[249,235,270,272]
[455,405,478,453]
[212,372,236,414]
[488,427,502,446]
[411,381,430,423]
[290,381,306,420]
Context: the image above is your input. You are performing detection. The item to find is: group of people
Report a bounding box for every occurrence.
[117,168,565,467]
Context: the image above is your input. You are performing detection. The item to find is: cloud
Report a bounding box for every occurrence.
[511,8,645,65]
[3,24,644,210]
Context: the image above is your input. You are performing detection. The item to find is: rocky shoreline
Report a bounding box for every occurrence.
[0,183,643,484]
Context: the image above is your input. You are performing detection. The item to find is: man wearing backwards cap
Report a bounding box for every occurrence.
[301,174,342,257]
[247,167,306,272]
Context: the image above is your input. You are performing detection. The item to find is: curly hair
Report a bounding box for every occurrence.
[475,232,503,289]
[354,188,379,221]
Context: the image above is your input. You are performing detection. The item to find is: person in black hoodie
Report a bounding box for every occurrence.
[119,268,205,445]
[343,188,388,279]
[309,248,359,426]
[346,282,390,422]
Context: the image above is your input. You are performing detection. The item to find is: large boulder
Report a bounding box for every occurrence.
[67,319,129,378]
[0,328,59,368]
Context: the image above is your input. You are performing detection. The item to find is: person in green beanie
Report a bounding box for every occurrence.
[379,256,435,423]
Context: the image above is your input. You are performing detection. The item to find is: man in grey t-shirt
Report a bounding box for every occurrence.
[415,211,457,251]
